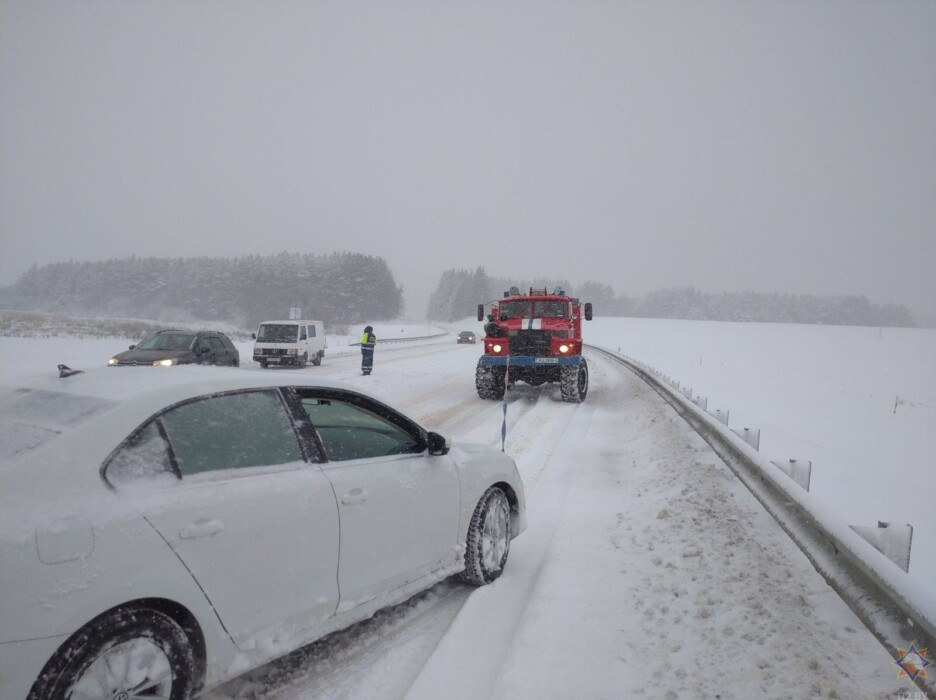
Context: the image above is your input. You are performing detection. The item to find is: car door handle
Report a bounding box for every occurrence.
[341,488,368,505]
[179,519,224,540]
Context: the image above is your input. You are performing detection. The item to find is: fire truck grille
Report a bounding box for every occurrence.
[509,330,553,356]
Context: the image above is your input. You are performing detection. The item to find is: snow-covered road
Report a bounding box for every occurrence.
[0,333,918,698]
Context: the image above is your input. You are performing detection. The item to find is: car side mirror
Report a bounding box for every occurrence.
[427,431,450,456]
[251,333,257,340]
[477,304,484,322]
[129,345,136,350]
[300,333,307,340]
[584,302,593,321]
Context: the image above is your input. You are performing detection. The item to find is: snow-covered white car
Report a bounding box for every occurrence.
[0,366,526,700]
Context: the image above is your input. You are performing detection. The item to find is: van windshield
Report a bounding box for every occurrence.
[257,324,298,343]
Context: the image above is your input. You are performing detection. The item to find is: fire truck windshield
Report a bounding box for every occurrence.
[499,300,569,319]
[498,301,532,319]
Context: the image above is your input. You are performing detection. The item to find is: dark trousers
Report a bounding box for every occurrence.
[361,347,374,374]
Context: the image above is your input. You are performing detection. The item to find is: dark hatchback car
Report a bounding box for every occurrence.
[108,330,240,367]
[457,330,477,344]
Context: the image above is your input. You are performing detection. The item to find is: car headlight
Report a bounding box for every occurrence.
[558,344,570,354]
[492,344,503,353]
[107,358,118,366]
[154,358,177,367]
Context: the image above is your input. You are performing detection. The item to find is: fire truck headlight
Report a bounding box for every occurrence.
[558,344,570,354]
[492,344,503,353]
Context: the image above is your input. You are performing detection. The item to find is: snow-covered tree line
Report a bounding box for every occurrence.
[427,271,916,327]
[1,252,403,329]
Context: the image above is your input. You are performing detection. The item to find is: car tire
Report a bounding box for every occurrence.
[259,359,268,369]
[461,486,511,586]
[299,353,308,369]
[312,354,322,367]
[28,605,198,700]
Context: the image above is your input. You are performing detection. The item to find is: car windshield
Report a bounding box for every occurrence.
[460,332,474,337]
[136,333,195,351]
[0,387,116,461]
[257,324,298,342]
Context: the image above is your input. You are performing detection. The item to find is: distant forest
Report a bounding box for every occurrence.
[427,267,917,328]
[0,253,403,330]
[0,257,918,329]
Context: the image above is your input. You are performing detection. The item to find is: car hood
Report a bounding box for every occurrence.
[113,349,193,364]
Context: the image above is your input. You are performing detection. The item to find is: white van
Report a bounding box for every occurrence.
[252,320,326,368]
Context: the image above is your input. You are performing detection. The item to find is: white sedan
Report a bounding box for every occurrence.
[0,366,526,700]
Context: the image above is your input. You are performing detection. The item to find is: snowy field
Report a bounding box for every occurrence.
[584,317,936,592]
[1,318,932,698]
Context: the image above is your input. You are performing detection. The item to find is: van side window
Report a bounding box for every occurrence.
[308,325,316,337]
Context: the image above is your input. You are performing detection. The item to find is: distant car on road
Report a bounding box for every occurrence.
[457,330,477,344]
[108,330,239,367]
[0,366,526,700]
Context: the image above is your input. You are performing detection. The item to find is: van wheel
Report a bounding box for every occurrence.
[299,353,308,369]
[258,360,268,369]
[312,354,322,367]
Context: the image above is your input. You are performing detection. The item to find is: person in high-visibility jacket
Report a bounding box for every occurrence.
[360,325,377,375]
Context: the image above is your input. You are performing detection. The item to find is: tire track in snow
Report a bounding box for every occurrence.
[401,355,605,700]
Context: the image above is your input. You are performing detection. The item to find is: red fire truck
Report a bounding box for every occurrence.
[475,287,593,402]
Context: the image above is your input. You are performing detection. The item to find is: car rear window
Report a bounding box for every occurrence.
[0,388,116,461]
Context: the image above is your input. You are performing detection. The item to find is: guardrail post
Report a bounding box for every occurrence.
[682,387,692,399]
[770,459,812,491]
[692,395,708,410]
[731,427,760,450]
[708,408,729,426]
[849,522,913,573]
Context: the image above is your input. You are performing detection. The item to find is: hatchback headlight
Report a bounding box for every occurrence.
[107,358,118,366]
[154,358,177,367]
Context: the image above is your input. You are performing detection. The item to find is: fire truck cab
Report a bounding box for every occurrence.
[475,287,593,403]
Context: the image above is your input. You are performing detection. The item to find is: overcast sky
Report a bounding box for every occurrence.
[2,1,934,318]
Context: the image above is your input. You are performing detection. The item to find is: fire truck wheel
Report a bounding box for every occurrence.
[476,364,505,400]
[560,360,588,402]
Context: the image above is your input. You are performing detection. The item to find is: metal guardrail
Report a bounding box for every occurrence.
[348,331,449,346]
[588,344,934,698]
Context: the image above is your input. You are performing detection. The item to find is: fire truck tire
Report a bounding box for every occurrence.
[560,359,588,402]
[476,363,505,400]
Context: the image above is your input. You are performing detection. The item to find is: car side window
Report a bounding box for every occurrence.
[308,325,316,338]
[161,390,303,475]
[208,336,226,351]
[299,397,422,461]
[105,421,176,485]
